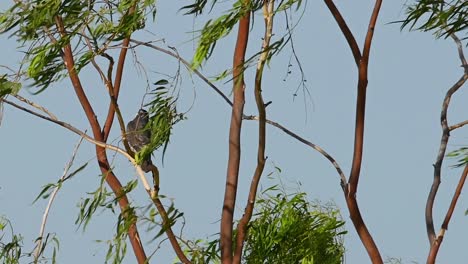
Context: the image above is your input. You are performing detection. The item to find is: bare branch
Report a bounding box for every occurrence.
[449,120,468,131]
[221,1,251,262]
[33,136,85,263]
[129,39,234,107]
[426,33,468,255]
[427,164,468,264]
[450,33,468,71]
[233,1,273,262]
[327,0,383,263]
[244,116,347,186]
[426,65,468,245]
[12,94,57,120]
[323,0,362,67]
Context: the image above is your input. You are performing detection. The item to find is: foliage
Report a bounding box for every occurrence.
[0,0,157,91]
[181,180,346,264]
[242,185,346,264]
[134,80,183,165]
[0,76,21,98]
[401,0,467,40]
[447,147,468,168]
[0,216,23,264]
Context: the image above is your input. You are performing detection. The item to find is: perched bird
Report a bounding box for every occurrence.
[126,109,153,172]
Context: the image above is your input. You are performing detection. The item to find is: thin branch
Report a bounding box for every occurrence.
[33,136,86,263]
[426,32,468,249]
[1,97,151,191]
[450,33,468,71]
[244,116,347,186]
[426,73,468,244]
[150,193,192,264]
[101,2,139,141]
[129,39,233,107]
[323,0,362,66]
[449,120,468,131]
[427,164,468,264]
[233,1,272,263]
[12,94,57,120]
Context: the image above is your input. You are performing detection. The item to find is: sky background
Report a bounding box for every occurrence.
[1,0,468,263]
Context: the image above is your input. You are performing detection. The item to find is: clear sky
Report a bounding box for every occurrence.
[1,0,467,263]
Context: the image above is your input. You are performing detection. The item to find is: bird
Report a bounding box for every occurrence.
[126,109,153,172]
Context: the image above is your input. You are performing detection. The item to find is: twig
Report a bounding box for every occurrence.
[33,136,86,263]
[129,39,234,107]
[244,116,347,186]
[12,94,57,120]
[449,120,468,131]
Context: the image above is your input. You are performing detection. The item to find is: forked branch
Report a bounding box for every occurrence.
[324,1,383,263]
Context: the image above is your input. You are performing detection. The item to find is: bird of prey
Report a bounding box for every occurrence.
[126,109,153,172]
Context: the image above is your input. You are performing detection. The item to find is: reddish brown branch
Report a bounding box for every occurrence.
[54,16,148,263]
[221,1,251,263]
[325,0,383,263]
[102,1,139,141]
[149,181,192,264]
[323,0,362,66]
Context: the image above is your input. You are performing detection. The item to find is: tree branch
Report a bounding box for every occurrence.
[427,164,468,264]
[323,0,362,66]
[54,15,148,263]
[325,0,383,262]
[33,136,85,263]
[233,1,272,262]
[101,2,139,141]
[244,116,347,186]
[221,1,251,262]
[425,32,468,245]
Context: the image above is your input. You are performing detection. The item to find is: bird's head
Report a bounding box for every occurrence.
[137,109,149,118]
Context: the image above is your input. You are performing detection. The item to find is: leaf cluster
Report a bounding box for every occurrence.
[401,0,467,40]
[136,80,183,164]
[447,147,468,168]
[180,181,346,264]
[0,77,21,98]
[242,187,346,264]
[0,0,156,92]
[0,217,23,264]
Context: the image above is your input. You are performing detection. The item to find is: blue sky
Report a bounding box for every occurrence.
[1,0,467,263]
